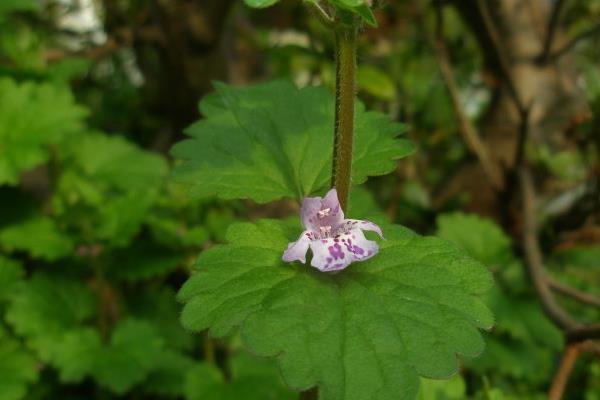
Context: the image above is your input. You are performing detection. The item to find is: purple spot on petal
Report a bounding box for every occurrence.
[328,244,345,260]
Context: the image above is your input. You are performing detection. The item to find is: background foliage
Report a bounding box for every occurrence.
[0,0,599,399]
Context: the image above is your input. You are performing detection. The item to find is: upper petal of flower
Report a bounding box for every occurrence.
[300,188,345,232]
[282,231,311,263]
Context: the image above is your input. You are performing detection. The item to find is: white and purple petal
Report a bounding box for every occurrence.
[345,219,384,239]
[300,197,323,231]
[283,188,383,272]
[300,188,345,232]
[309,237,353,272]
[282,231,311,263]
[338,228,379,261]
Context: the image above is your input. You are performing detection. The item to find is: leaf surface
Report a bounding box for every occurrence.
[171,81,414,203]
[178,219,493,399]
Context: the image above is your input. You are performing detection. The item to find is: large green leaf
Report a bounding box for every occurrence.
[0,78,87,185]
[0,328,38,400]
[178,219,493,400]
[171,80,414,203]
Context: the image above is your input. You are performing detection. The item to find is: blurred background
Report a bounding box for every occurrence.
[0,0,599,399]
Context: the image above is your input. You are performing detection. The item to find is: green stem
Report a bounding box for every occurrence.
[331,21,358,211]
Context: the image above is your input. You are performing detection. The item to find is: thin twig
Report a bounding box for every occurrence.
[540,0,567,62]
[548,343,581,400]
[431,4,504,190]
[549,278,600,309]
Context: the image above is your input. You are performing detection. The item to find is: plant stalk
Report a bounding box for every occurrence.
[331,21,358,211]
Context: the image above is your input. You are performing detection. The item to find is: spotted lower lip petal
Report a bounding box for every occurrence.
[282,188,383,272]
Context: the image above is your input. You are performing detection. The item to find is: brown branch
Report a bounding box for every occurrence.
[566,324,600,343]
[475,0,526,113]
[549,278,600,309]
[549,23,600,60]
[540,0,567,62]
[431,4,504,190]
[548,343,581,400]
[521,167,600,346]
[520,167,580,330]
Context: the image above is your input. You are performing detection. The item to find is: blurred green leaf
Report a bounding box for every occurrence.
[108,241,183,282]
[185,351,298,400]
[437,213,512,267]
[49,319,167,393]
[552,246,600,270]
[0,256,23,301]
[0,78,87,185]
[467,285,562,382]
[54,132,168,246]
[0,217,74,261]
[0,0,39,15]
[144,350,196,397]
[128,288,194,352]
[357,65,395,100]
[171,80,414,203]
[52,328,102,383]
[93,319,165,394]
[179,219,493,400]
[418,375,466,400]
[244,0,280,8]
[6,274,97,361]
[0,328,38,400]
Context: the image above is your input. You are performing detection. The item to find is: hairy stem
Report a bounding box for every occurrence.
[331,21,357,211]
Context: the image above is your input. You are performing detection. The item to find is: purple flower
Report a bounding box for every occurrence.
[282,188,383,272]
